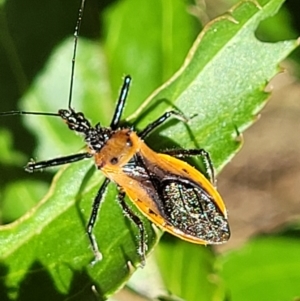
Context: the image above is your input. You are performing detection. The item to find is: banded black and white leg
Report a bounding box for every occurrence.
[117,190,147,266]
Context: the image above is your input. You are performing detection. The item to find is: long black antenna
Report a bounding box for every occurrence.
[0,1,87,118]
[68,0,86,110]
[0,111,59,117]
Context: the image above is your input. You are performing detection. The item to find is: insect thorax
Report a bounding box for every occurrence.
[93,129,141,169]
[84,124,112,153]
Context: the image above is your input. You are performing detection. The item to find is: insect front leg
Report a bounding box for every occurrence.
[117,190,147,267]
[25,152,92,172]
[87,177,110,264]
[163,148,216,186]
[110,76,131,130]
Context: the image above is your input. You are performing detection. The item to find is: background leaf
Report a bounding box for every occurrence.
[156,236,226,301]
[220,233,300,301]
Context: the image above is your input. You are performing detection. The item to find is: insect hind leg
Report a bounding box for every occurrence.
[139,110,187,139]
[163,149,216,186]
[117,190,147,267]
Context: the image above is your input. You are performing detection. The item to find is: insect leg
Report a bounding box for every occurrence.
[163,148,215,185]
[25,152,92,172]
[110,76,131,130]
[87,177,110,263]
[139,110,187,139]
[117,190,147,266]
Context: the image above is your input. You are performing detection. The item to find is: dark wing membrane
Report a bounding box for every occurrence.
[159,178,230,243]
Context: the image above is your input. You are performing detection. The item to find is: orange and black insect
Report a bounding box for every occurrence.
[0,0,230,264]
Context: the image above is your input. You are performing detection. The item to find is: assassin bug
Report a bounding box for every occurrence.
[0,0,230,264]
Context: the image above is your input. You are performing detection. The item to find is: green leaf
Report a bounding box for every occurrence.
[0,0,298,300]
[130,0,298,170]
[102,0,199,115]
[256,4,298,41]
[0,129,25,166]
[0,160,158,300]
[156,235,226,301]
[1,179,47,223]
[220,234,300,301]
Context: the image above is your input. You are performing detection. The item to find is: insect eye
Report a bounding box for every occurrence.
[110,157,119,165]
